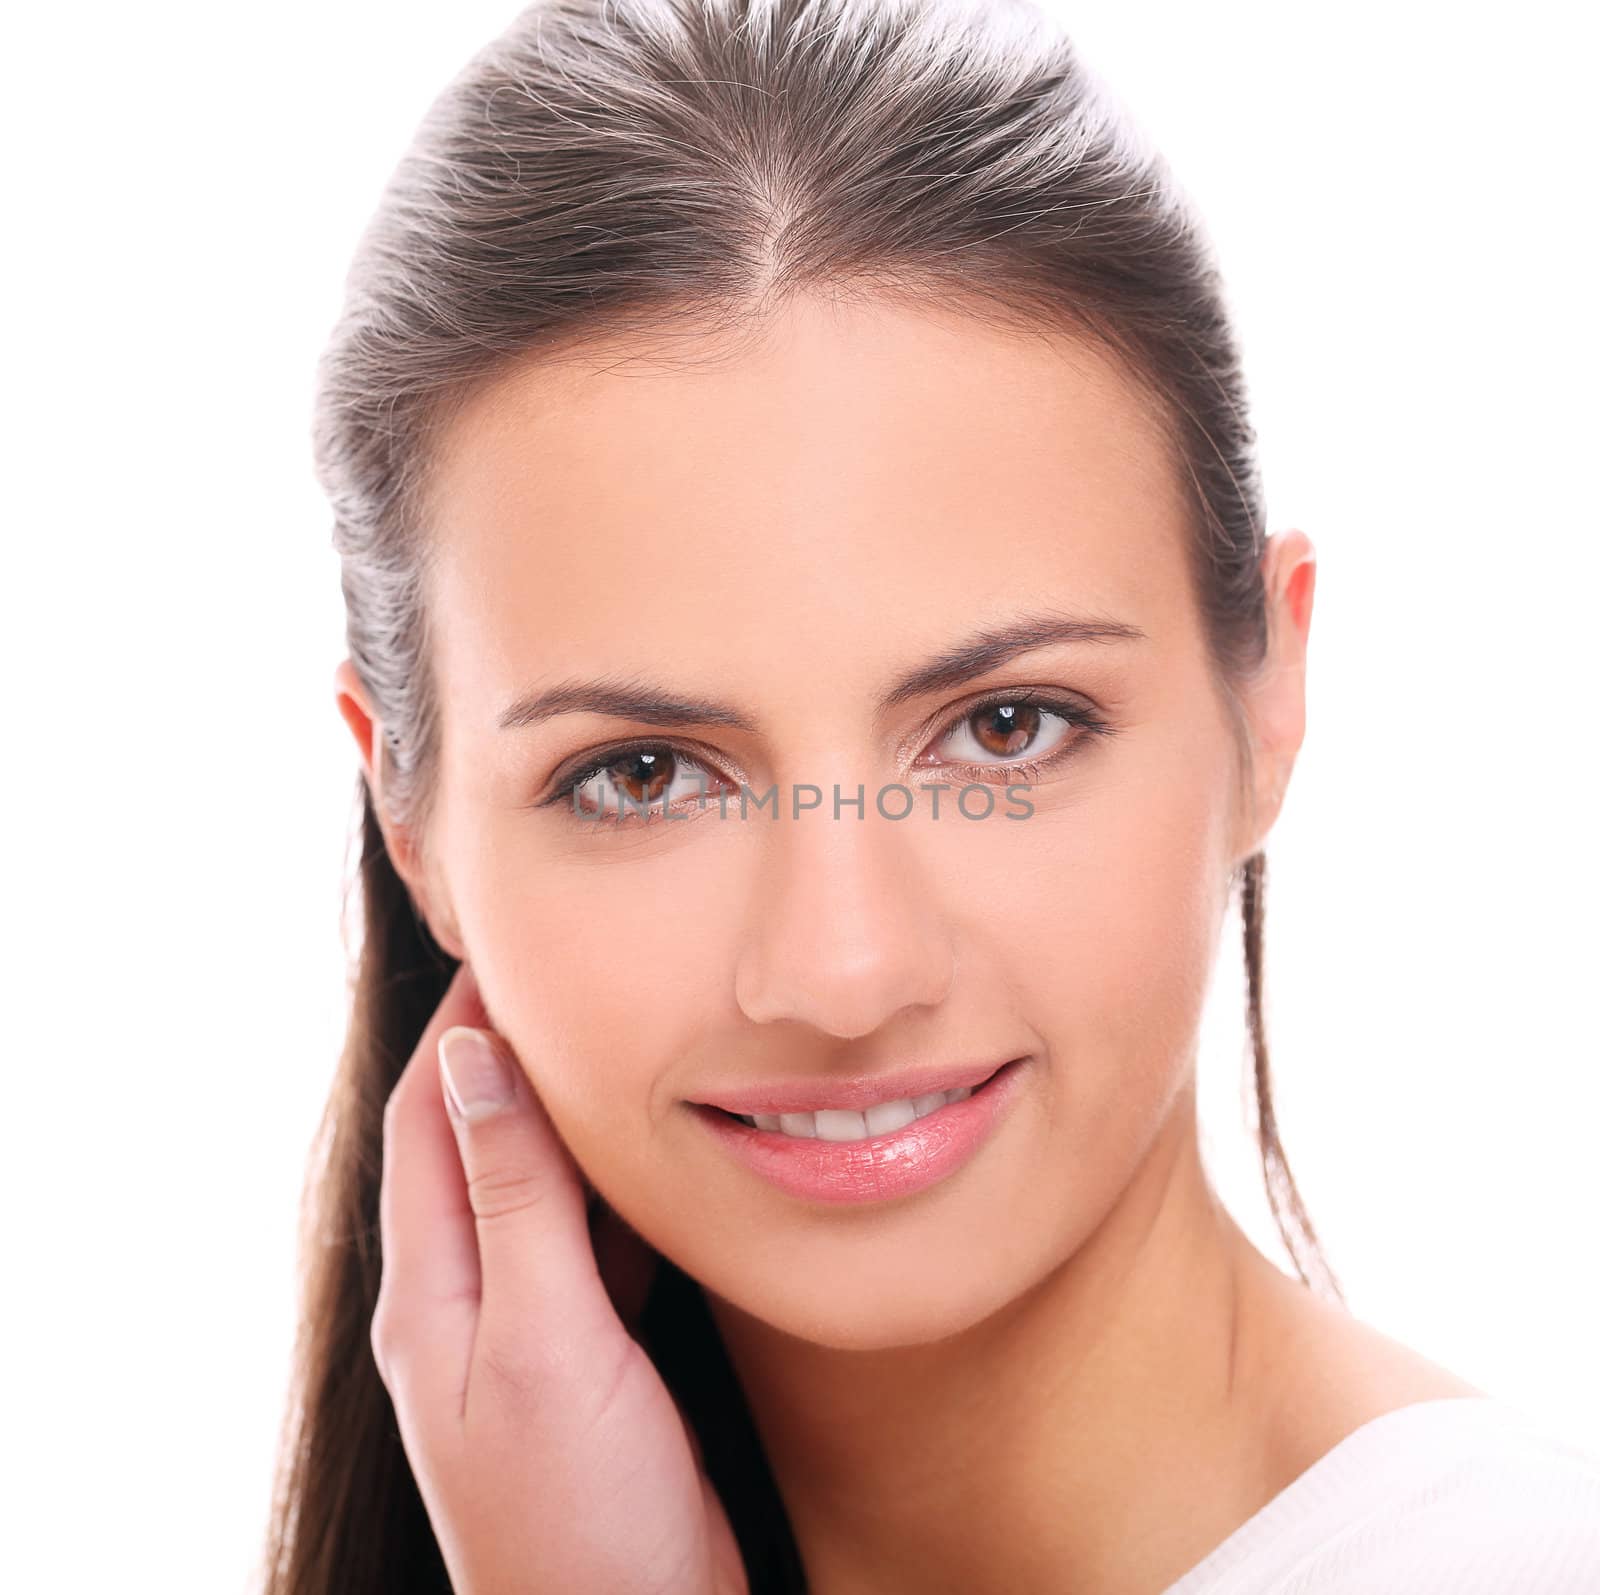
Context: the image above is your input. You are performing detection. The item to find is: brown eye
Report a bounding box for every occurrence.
[572,748,678,819]
[930,698,1073,769]
[606,749,674,807]
[562,745,722,819]
[968,702,1043,758]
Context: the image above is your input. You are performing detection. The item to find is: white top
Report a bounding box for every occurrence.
[1160,1396,1600,1593]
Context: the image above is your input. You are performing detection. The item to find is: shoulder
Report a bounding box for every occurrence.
[1164,1393,1600,1595]
[1311,1401,1600,1591]
[1282,1399,1600,1594]
[1206,1263,1600,1593]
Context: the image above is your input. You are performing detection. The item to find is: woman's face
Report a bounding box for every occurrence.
[396,293,1291,1351]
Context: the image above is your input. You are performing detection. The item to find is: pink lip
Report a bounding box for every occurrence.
[689,1056,1029,1205]
[691,1056,1014,1116]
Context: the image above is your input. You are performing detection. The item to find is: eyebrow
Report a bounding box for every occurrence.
[495,607,1148,733]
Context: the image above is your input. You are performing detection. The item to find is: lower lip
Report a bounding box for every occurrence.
[687,1057,1029,1206]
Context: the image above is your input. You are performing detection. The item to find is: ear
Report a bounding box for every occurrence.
[1233,530,1317,862]
[332,658,466,960]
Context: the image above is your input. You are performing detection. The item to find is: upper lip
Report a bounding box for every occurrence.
[691,1057,1021,1116]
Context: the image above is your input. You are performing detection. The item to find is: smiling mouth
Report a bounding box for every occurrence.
[707,1058,1018,1142]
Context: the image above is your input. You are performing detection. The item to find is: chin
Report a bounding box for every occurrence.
[686,1210,1055,1353]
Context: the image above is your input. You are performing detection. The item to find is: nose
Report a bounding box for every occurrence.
[733,802,957,1039]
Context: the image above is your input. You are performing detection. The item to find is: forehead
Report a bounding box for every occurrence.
[422,294,1194,728]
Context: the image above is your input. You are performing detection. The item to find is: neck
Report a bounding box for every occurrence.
[703,1083,1299,1594]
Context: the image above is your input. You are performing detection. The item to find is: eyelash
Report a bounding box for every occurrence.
[537,689,1118,824]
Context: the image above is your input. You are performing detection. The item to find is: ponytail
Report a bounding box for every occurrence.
[260,782,454,1595]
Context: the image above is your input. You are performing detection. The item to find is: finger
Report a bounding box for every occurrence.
[437,1025,623,1386]
[372,962,494,1413]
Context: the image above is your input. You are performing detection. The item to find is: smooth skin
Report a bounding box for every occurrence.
[337,292,1479,1594]
[370,966,744,1594]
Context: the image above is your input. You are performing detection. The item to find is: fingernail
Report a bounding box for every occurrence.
[439,1026,517,1121]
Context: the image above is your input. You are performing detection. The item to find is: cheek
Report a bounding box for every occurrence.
[445,837,726,1191]
[988,726,1234,1175]
[434,695,1236,1320]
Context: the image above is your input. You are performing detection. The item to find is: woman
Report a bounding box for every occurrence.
[263,0,1600,1590]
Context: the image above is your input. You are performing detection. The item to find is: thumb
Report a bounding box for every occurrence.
[438,1025,621,1366]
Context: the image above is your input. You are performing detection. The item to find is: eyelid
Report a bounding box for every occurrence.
[909,685,1110,758]
[535,735,732,811]
[536,687,1116,815]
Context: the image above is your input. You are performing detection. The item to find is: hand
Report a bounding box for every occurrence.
[371,961,748,1595]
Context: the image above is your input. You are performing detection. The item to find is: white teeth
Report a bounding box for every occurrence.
[814,1108,868,1141]
[738,1086,973,1140]
[864,1098,918,1136]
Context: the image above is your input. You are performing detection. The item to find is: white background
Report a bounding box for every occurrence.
[5,2,1596,1590]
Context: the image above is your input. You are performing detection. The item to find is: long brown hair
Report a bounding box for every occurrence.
[262,1,1343,1589]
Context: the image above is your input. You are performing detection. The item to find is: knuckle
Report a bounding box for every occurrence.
[381,1085,404,1148]
[368,1314,393,1388]
[378,1108,399,1176]
[369,1296,396,1366]
[464,1161,554,1225]
[368,1292,412,1385]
